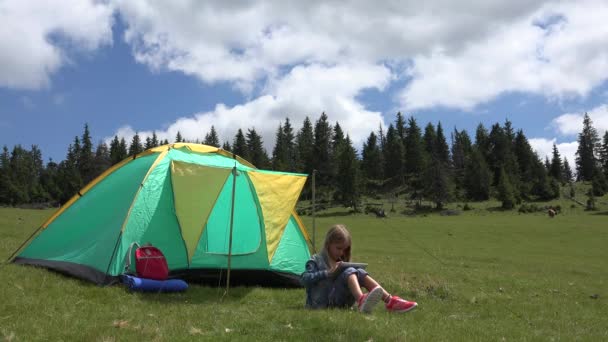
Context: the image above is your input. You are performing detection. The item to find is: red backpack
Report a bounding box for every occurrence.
[124,242,169,280]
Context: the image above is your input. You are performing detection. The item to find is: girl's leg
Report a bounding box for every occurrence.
[362,275,391,301]
[346,273,363,299]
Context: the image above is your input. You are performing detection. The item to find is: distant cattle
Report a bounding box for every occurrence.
[547,208,556,218]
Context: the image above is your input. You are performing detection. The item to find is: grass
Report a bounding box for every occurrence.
[1,199,607,341]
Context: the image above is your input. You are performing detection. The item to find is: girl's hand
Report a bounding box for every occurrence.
[329,261,342,276]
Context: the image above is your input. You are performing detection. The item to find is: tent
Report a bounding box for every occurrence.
[11,143,313,286]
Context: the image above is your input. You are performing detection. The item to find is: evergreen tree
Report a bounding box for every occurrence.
[424,155,452,209]
[575,113,600,181]
[404,117,424,190]
[175,131,183,143]
[144,136,153,150]
[93,142,111,179]
[40,158,61,205]
[246,128,269,168]
[151,131,159,147]
[313,113,333,187]
[272,121,286,170]
[361,132,383,180]
[544,156,551,172]
[222,141,232,152]
[232,129,249,161]
[562,158,573,183]
[435,122,450,165]
[109,136,127,165]
[600,131,608,177]
[335,135,360,209]
[475,123,490,161]
[204,126,220,147]
[549,144,563,182]
[451,129,472,196]
[591,170,608,196]
[0,146,12,204]
[464,148,491,201]
[78,124,95,184]
[282,118,296,172]
[162,139,170,145]
[514,130,536,197]
[128,133,144,156]
[497,167,516,209]
[295,117,314,175]
[395,112,407,143]
[383,124,405,184]
[423,122,436,156]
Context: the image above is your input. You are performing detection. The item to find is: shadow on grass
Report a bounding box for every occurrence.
[131,284,254,304]
[591,211,608,215]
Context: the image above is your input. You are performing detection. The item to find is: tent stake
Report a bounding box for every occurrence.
[226,164,238,295]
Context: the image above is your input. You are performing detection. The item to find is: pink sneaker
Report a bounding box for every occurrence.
[357,287,383,313]
[385,296,417,313]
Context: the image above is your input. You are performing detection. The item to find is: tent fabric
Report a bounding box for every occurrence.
[12,143,312,286]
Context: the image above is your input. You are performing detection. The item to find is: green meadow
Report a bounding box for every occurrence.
[1,200,607,341]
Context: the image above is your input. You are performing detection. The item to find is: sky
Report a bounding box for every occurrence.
[2,1,608,169]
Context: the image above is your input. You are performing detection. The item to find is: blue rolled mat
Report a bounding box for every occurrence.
[121,275,188,292]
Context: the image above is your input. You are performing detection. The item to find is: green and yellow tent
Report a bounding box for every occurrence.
[11,143,313,286]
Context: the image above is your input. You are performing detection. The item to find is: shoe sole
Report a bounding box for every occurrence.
[390,302,418,313]
[359,287,384,313]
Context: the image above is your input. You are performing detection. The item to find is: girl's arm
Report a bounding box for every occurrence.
[300,260,329,287]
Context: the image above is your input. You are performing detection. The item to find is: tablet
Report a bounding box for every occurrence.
[338,262,368,269]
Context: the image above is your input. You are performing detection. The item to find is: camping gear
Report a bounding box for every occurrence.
[124,242,169,280]
[121,274,188,292]
[11,143,312,286]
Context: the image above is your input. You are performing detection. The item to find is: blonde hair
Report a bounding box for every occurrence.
[323,224,352,262]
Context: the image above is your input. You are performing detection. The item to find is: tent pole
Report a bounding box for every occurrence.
[226,164,237,295]
[312,169,316,253]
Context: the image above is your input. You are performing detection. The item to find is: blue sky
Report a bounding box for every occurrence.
[2,1,608,167]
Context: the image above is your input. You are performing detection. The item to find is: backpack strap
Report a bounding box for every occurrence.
[123,242,140,274]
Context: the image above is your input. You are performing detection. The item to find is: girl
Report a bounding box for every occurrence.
[301,224,417,313]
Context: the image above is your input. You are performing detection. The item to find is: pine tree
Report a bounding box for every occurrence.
[435,122,450,165]
[282,118,296,172]
[464,148,491,201]
[475,123,490,161]
[313,113,333,187]
[423,123,436,156]
[600,131,608,177]
[424,155,452,210]
[151,131,159,147]
[128,133,144,156]
[549,144,563,182]
[295,117,314,174]
[361,132,383,180]
[575,113,600,181]
[562,158,573,183]
[404,117,424,190]
[204,126,220,147]
[79,124,95,184]
[93,142,111,179]
[335,135,360,209]
[497,167,516,209]
[395,112,406,143]
[232,129,249,161]
[272,121,286,171]
[246,128,269,168]
[144,136,153,150]
[222,141,232,152]
[175,131,183,143]
[451,129,472,196]
[383,124,405,184]
[0,146,12,204]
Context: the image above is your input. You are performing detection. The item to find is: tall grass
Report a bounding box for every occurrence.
[1,205,606,341]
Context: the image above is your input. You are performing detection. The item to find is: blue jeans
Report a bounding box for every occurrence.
[328,267,369,308]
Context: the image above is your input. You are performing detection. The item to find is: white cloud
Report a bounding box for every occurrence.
[106,63,391,153]
[0,0,114,89]
[400,0,608,110]
[551,104,608,136]
[529,137,578,170]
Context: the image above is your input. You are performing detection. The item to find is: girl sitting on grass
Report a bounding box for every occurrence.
[300,224,417,313]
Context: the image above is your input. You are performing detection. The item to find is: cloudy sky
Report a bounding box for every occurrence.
[2,0,608,167]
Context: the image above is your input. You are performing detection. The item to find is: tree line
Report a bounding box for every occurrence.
[1,112,607,209]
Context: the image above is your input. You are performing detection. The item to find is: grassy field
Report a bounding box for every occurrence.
[1,200,607,341]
